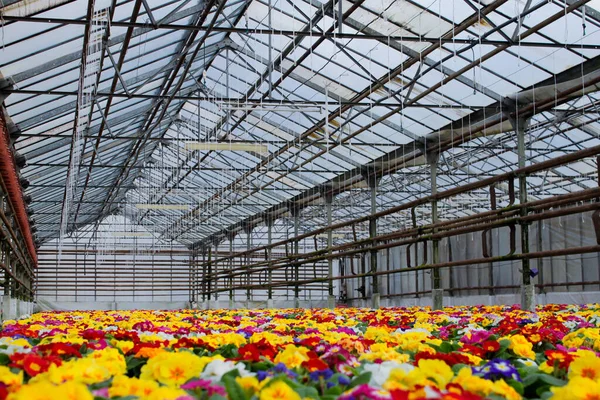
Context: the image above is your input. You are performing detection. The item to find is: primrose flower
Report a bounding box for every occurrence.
[259,380,300,400]
[200,359,254,382]
[365,361,413,389]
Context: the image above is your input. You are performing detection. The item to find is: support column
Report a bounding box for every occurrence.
[428,151,443,310]
[288,203,301,308]
[242,224,253,307]
[265,214,275,308]
[323,188,335,309]
[511,113,535,311]
[200,248,206,304]
[226,231,237,309]
[206,245,213,308]
[362,168,382,309]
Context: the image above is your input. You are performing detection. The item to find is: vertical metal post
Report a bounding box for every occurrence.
[207,246,212,303]
[324,190,335,309]
[363,169,380,308]
[428,152,443,310]
[244,225,252,303]
[289,204,301,307]
[266,215,274,304]
[229,234,234,306]
[201,250,206,302]
[512,114,534,311]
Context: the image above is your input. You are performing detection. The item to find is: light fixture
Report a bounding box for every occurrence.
[316,233,346,239]
[184,142,269,155]
[135,204,190,211]
[111,232,152,237]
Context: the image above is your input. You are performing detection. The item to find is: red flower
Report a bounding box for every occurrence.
[297,337,321,348]
[481,340,500,353]
[302,358,329,372]
[237,339,278,362]
[390,389,410,400]
[81,329,105,340]
[545,349,574,369]
[35,343,81,359]
[10,353,56,377]
[238,343,262,362]
[415,351,473,366]
[461,344,485,358]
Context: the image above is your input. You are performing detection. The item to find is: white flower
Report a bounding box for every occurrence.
[396,328,430,335]
[0,338,31,355]
[200,360,254,382]
[457,324,480,336]
[563,320,578,330]
[363,361,414,389]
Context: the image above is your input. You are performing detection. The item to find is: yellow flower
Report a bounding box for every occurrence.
[451,367,494,397]
[384,368,429,391]
[274,345,310,369]
[259,380,301,400]
[140,351,216,386]
[0,366,23,388]
[108,375,159,398]
[237,375,260,396]
[417,359,453,389]
[508,335,535,359]
[491,378,521,400]
[111,339,134,354]
[551,376,600,400]
[569,353,600,381]
[7,381,93,400]
[89,347,127,376]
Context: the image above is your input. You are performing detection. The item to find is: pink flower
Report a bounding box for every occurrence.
[181,379,226,397]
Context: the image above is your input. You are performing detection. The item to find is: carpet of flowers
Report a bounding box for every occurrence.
[0,305,599,400]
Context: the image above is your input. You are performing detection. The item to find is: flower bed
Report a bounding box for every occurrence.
[0,305,599,399]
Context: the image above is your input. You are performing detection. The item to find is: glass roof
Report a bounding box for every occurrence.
[1,0,600,248]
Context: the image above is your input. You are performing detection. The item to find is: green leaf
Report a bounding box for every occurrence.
[439,341,454,353]
[522,374,539,388]
[451,363,468,374]
[222,375,247,400]
[349,372,372,389]
[125,355,145,371]
[221,369,241,380]
[294,385,320,399]
[0,353,10,366]
[498,339,511,352]
[325,386,343,396]
[207,395,228,400]
[538,374,567,387]
[250,361,271,372]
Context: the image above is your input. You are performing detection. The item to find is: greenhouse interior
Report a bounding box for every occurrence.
[2,0,600,399]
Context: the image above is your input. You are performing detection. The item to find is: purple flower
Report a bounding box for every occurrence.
[256,370,269,381]
[309,369,333,381]
[481,359,521,382]
[272,362,297,377]
[338,375,351,385]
